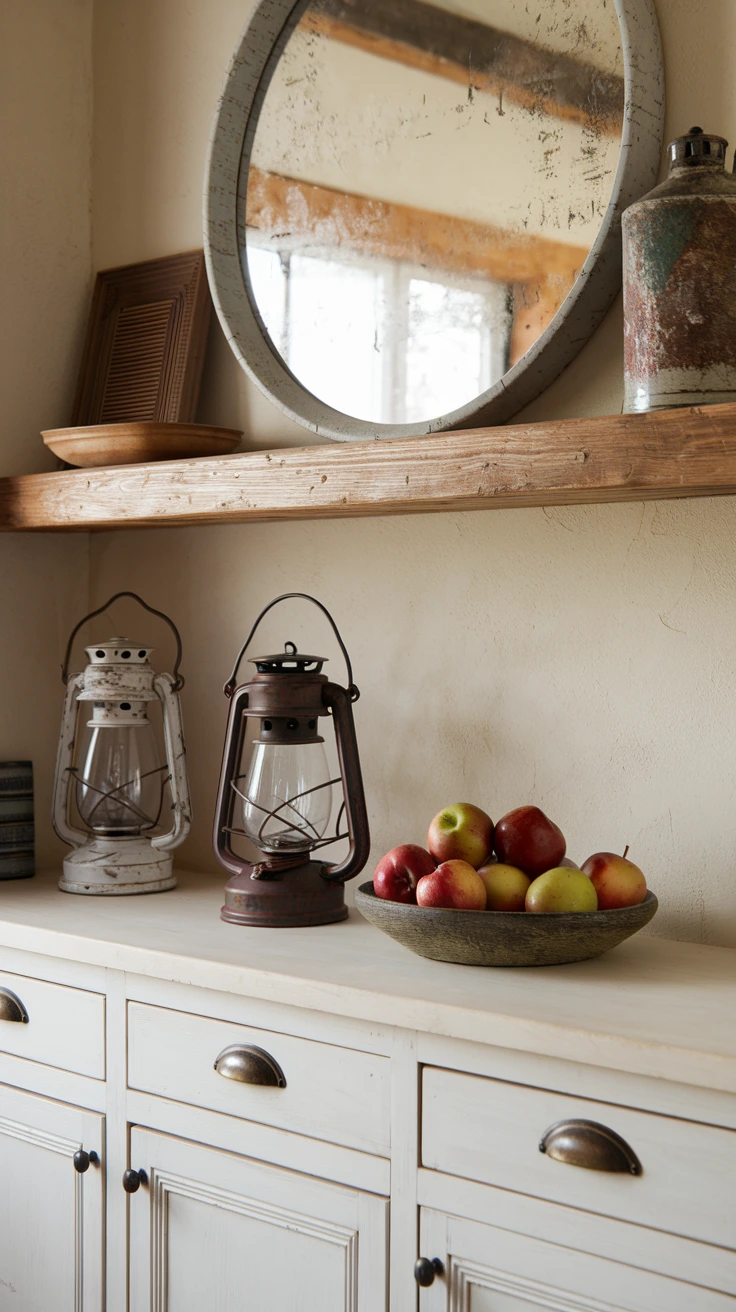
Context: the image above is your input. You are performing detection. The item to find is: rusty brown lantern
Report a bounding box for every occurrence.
[214,594,370,927]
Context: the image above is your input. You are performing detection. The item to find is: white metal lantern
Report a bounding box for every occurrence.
[52,593,191,895]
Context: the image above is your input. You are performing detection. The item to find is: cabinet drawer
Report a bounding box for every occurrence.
[422,1067,736,1250]
[128,1002,391,1156]
[0,970,105,1079]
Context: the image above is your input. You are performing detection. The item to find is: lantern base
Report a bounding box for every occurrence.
[59,835,177,896]
[221,861,348,927]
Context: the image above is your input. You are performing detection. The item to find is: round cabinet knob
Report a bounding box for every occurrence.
[73,1149,99,1173]
[122,1168,147,1193]
[414,1258,444,1287]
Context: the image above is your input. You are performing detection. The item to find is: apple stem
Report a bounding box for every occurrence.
[622,845,630,860]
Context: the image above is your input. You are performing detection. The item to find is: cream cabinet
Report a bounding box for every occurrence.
[0,1084,104,1311]
[128,1128,388,1312]
[418,1209,734,1312]
[0,873,734,1311]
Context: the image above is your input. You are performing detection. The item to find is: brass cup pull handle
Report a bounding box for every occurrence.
[539,1119,642,1175]
[414,1258,444,1288]
[214,1044,286,1088]
[0,987,29,1024]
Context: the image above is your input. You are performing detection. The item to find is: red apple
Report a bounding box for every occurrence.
[477,862,531,911]
[373,844,436,904]
[427,803,493,869]
[494,806,566,876]
[581,851,646,909]
[525,867,598,913]
[416,860,487,910]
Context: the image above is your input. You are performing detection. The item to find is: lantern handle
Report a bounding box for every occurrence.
[61,592,184,690]
[224,594,359,702]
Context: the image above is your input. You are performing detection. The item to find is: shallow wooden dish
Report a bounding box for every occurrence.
[355,884,658,967]
[42,422,242,468]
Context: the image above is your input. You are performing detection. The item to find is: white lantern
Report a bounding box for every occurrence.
[52,594,191,895]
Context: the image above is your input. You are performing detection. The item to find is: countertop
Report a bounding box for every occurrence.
[0,869,734,1092]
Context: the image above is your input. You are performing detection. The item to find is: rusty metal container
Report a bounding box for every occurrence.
[623,127,736,412]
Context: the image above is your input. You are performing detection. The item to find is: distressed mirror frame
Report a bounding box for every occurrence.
[204,0,664,442]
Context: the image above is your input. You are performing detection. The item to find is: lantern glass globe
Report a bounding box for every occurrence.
[241,739,332,853]
[76,720,164,835]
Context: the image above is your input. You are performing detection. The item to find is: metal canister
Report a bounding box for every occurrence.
[623,127,736,412]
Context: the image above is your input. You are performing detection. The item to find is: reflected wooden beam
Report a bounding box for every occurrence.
[302,0,624,134]
[509,277,574,366]
[247,166,587,287]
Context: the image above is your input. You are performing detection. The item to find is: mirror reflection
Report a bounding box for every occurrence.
[243,0,624,425]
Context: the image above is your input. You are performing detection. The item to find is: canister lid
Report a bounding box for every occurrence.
[668,126,728,169]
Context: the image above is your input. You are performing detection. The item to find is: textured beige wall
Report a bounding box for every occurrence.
[0,0,93,865]
[90,0,736,945]
[0,0,93,474]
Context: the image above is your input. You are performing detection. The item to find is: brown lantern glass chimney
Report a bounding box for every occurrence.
[213,594,370,927]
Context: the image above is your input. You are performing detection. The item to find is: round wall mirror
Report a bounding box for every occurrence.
[205,0,663,441]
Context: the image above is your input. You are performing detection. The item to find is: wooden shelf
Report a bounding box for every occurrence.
[2,404,736,532]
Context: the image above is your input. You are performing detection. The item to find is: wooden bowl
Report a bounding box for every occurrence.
[42,422,242,468]
[354,883,658,967]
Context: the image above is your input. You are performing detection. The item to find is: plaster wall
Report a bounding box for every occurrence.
[89,0,736,945]
[0,0,92,865]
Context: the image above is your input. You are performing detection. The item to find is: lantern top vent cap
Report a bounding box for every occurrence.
[251,641,326,675]
[668,126,728,168]
[85,637,154,667]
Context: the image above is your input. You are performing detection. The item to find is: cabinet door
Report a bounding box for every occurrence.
[419,1209,734,1312]
[0,1084,103,1311]
[128,1127,388,1312]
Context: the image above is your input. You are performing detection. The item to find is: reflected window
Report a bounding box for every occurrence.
[247,240,510,423]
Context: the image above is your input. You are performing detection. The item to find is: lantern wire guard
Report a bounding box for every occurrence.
[214,594,370,927]
[52,593,191,896]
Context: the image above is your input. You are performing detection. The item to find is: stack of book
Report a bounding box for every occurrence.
[0,761,34,879]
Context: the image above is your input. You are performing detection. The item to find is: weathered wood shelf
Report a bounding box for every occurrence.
[2,404,736,532]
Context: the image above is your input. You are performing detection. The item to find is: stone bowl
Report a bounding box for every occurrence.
[354,883,658,967]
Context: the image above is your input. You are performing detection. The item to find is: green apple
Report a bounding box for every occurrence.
[427,803,493,869]
[477,862,531,911]
[525,867,598,913]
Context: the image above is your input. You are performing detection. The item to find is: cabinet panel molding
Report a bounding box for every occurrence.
[129,1128,388,1312]
[420,1209,735,1312]
[0,1084,103,1312]
[150,1169,358,1312]
[450,1255,622,1311]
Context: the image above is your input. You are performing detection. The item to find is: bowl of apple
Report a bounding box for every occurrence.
[355,804,658,967]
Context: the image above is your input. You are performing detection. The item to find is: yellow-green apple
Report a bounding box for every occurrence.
[494,806,566,876]
[416,860,487,910]
[477,862,531,911]
[373,844,436,904]
[525,867,598,913]
[581,851,646,909]
[427,803,493,868]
